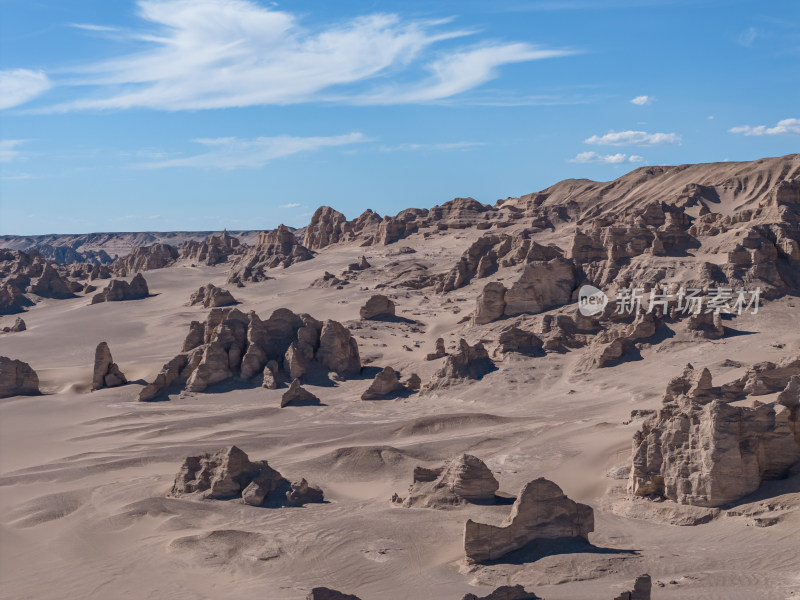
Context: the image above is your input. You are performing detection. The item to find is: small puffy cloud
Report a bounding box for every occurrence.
[729,118,800,136]
[584,130,681,146]
[569,151,643,164]
[139,132,366,170]
[630,95,653,106]
[279,202,301,208]
[0,69,52,109]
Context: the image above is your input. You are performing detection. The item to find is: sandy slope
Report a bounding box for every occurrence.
[1,230,799,600]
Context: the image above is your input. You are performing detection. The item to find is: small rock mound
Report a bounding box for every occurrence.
[1,317,26,333]
[170,445,323,507]
[361,366,406,400]
[91,342,127,390]
[464,477,594,563]
[462,585,541,600]
[189,283,237,308]
[428,339,494,389]
[612,575,651,600]
[307,588,362,600]
[395,454,499,509]
[359,294,395,320]
[0,356,40,398]
[91,273,149,304]
[281,379,321,407]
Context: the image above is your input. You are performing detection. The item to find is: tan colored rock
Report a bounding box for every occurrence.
[112,244,178,276]
[629,363,800,507]
[495,326,543,356]
[286,478,324,505]
[612,574,651,600]
[404,373,421,391]
[91,342,127,390]
[306,588,362,600]
[425,337,447,361]
[464,478,594,563]
[181,231,242,266]
[317,320,361,377]
[0,356,40,398]
[503,258,575,317]
[3,317,26,333]
[91,273,149,304]
[262,360,279,389]
[429,339,494,389]
[361,366,405,400]
[227,225,313,284]
[474,281,506,325]
[359,294,395,320]
[462,585,540,600]
[281,379,320,407]
[30,264,74,299]
[400,454,499,508]
[189,283,237,308]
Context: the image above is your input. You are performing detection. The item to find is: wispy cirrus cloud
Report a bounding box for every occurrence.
[69,23,122,32]
[138,132,366,170]
[279,202,301,208]
[584,130,681,146]
[729,118,800,136]
[569,151,643,164]
[630,95,654,105]
[0,140,30,163]
[379,141,485,152]
[0,69,52,109]
[33,0,574,112]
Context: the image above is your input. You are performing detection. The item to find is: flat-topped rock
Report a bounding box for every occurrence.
[91,273,149,304]
[397,454,499,509]
[360,294,395,320]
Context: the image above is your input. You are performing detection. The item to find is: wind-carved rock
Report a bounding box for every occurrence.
[227,225,313,284]
[461,586,541,600]
[91,342,127,390]
[628,362,800,507]
[170,445,323,507]
[303,206,349,250]
[1,317,26,333]
[181,231,242,265]
[612,575,652,600]
[306,589,362,600]
[0,356,40,398]
[30,264,75,299]
[495,327,543,356]
[112,244,179,276]
[137,308,360,401]
[428,339,494,390]
[474,282,507,325]
[281,379,321,407]
[464,478,594,563]
[91,273,149,304]
[189,283,237,308]
[361,366,406,400]
[425,337,447,361]
[359,294,395,320]
[395,454,499,508]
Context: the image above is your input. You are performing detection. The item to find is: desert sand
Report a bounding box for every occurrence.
[1,155,799,600]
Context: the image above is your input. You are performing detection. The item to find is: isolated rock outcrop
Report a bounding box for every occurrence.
[181,231,242,265]
[138,307,360,401]
[91,273,149,304]
[429,339,494,389]
[361,366,405,400]
[30,264,74,299]
[170,445,323,507]
[628,363,800,507]
[189,283,237,308]
[464,478,594,563]
[359,294,395,320]
[112,244,178,276]
[612,575,652,600]
[1,317,26,333]
[281,379,321,407]
[0,356,40,398]
[228,225,313,284]
[495,327,543,356]
[306,589,362,600]
[396,454,499,508]
[461,585,541,600]
[91,342,127,390]
[425,338,447,361]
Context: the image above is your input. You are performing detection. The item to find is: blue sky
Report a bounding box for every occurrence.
[0,0,798,235]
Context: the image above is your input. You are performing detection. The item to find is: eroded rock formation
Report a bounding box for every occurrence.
[612,575,652,600]
[228,225,313,284]
[91,273,149,304]
[112,244,178,276]
[189,283,237,308]
[359,295,395,320]
[461,585,540,600]
[429,339,494,390]
[181,231,242,266]
[0,356,40,398]
[395,454,499,508]
[91,342,127,390]
[464,478,594,563]
[361,366,405,400]
[281,379,321,407]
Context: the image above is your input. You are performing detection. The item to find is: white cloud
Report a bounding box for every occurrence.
[729,118,800,136]
[279,202,301,208]
[0,69,52,109]
[738,26,758,47]
[630,95,653,105]
[569,151,643,164]
[584,130,681,146]
[139,132,366,169]
[69,23,121,32]
[38,0,572,111]
[0,140,28,163]
[379,141,485,152]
